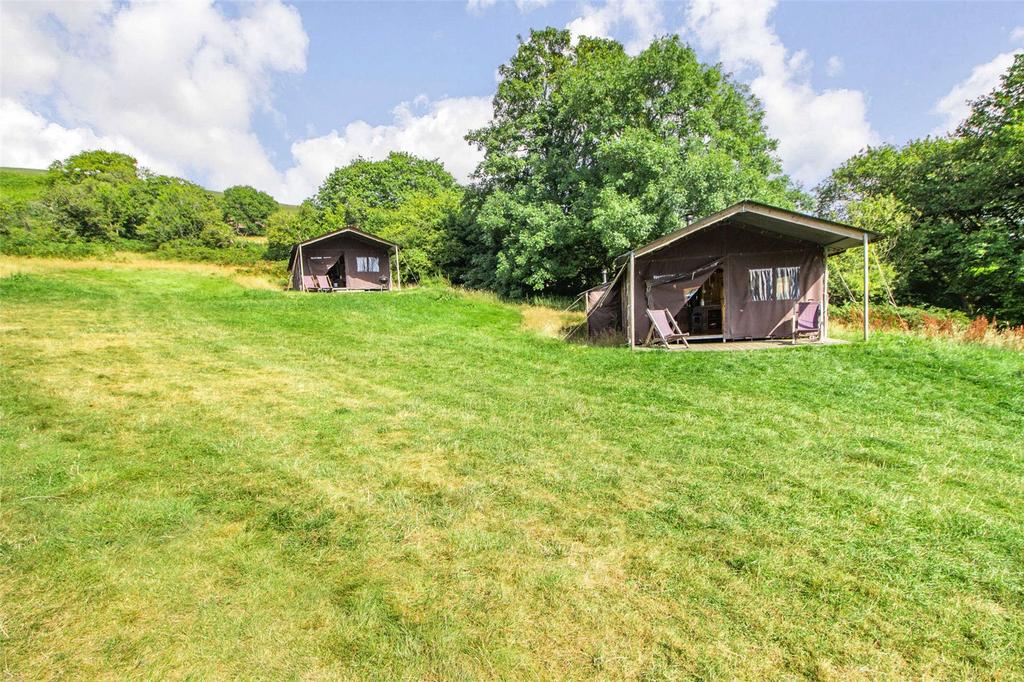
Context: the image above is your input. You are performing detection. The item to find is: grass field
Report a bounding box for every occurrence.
[1,257,1022,679]
[0,167,49,203]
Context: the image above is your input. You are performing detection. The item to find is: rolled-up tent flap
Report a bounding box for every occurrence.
[586,263,627,337]
[645,259,721,316]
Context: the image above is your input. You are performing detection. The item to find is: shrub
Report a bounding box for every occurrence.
[140,179,234,248]
[265,202,323,260]
[154,239,270,266]
[222,185,278,236]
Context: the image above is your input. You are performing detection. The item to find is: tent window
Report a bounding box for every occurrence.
[748,268,772,301]
[356,256,380,273]
[775,266,800,300]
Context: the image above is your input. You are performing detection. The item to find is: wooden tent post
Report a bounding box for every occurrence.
[394,246,402,291]
[628,250,636,349]
[862,233,869,341]
[822,249,829,341]
[298,244,305,291]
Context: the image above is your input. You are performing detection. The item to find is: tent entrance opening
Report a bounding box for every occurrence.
[326,258,346,289]
[681,267,724,336]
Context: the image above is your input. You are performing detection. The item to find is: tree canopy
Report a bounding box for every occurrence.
[817,54,1024,323]
[3,149,238,253]
[452,29,801,296]
[221,185,278,236]
[311,153,462,281]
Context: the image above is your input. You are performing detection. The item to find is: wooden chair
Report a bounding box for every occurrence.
[792,301,821,343]
[645,309,690,349]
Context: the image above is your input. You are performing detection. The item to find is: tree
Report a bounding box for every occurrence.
[43,150,149,241]
[221,185,278,235]
[315,152,458,219]
[312,153,462,281]
[47,150,142,186]
[458,30,799,296]
[139,178,234,248]
[817,54,1024,322]
[265,201,323,260]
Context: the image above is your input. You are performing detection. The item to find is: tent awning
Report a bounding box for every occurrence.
[644,259,721,315]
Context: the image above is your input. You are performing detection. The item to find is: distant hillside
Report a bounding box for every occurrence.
[0,167,49,203]
[0,166,300,211]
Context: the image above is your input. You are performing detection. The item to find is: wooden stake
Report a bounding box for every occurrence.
[863,233,869,341]
[395,246,402,291]
[628,251,636,349]
[822,248,829,341]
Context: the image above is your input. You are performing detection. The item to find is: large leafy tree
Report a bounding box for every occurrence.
[139,178,234,248]
[44,150,149,241]
[221,185,278,236]
[47,150,142,186]
[817,54,1023,322]
[313,153,462,281]
[457,29,800,296]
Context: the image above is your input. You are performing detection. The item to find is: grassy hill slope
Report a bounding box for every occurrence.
[0,167,49,202]
[0,166,299,211]
[1,258,1022,679]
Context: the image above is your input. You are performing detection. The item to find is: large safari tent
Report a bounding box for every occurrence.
[288,227,401,292]
[586,201,880,347]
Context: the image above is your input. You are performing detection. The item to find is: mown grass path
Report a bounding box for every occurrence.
[1,261,1022,679]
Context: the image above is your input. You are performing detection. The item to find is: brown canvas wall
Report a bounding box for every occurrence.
[726,249,823,339]
[587,285,621,338]
[626,221,824,344]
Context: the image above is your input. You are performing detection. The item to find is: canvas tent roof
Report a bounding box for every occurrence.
[629,201,881,260]
[287,227,397,269]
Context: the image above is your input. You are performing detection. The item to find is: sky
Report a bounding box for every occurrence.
[1,0,1021,203]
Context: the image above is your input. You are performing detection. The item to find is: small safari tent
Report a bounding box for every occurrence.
[288,227,401,292]
[585,201,880,348]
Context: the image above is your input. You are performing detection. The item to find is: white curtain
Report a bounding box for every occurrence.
[356,256,380,273]
[775,266,800,300]
[749,268,772,301]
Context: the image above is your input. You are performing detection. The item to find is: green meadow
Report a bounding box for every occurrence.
[0,168,48,203]
[1,258,1022,679]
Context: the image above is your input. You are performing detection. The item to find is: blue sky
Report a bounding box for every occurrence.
[281,1,1022,152]
[2,1,1021,201]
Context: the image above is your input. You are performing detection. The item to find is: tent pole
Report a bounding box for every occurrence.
[395,246,402,291]
[628,250,636,349]
[822,249,829,341]
[298,244,305,291]
[862,233,869,341]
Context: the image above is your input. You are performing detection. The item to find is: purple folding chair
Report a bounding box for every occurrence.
[645,309,690,349]
[792,301,821,343]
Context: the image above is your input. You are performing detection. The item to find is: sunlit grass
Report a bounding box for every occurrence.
[1,259,1022,679]
[0,167,48,203]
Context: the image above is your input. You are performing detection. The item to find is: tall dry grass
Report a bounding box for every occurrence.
[832,303,1024,351]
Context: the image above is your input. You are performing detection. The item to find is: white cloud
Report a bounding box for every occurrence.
[0,98,171,172]
[682,0,878,186]
[0,1,115,95]
[280,96,493,201]
[825,55,843,77]
[467,0,550,13]
[1012,26,1024,42]
[0,0,493,203]
[566,0,663,55]
[0,0,308,197]
[932,50,1018,134]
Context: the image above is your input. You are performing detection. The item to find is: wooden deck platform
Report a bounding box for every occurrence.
[644,338,849,352]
